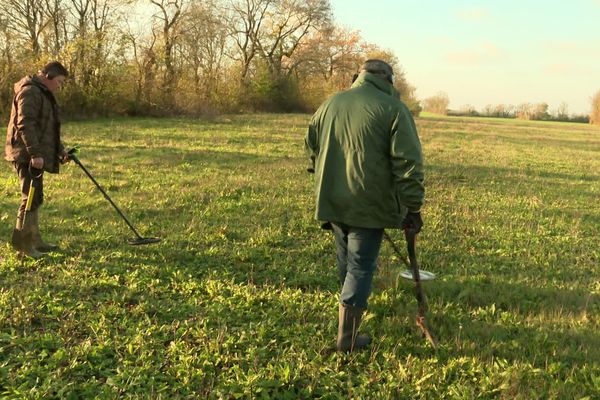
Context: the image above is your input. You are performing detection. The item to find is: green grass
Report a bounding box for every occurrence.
[1,113,599,399]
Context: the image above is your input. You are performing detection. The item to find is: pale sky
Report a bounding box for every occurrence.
[329,0,600,115]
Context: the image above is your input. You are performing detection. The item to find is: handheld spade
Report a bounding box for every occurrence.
[68,148,160,245]
[384,229,437,348]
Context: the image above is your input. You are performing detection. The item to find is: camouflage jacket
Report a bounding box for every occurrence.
[5,75,64,173]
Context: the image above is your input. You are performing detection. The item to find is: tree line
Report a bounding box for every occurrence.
[0,0,420,118]
[422,91,600,124]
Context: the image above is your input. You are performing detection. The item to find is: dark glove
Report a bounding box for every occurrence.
[320,222,333,230]
[402,211,423,233]
[60,152,71,164]
[307,156,315,173]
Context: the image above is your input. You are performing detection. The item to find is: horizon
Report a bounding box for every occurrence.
[330,0,600,115]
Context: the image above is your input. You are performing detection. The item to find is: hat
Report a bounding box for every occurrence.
[360,59,394,83]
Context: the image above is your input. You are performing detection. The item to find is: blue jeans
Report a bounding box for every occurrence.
[332,222,383,309]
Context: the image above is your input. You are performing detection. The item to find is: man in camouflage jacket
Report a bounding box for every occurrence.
[5,61,70,258]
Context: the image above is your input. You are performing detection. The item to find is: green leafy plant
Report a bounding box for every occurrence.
[1,114,598,398]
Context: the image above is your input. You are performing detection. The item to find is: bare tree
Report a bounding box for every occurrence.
[125,24,158,107]
[459,104,478,116]
[227,0,271,83]
[516,102,548,120]
[515,103,533,120]
[422,92,450,115]
[0,14,14,68]
[149,0,187,105]
[254,0,331,77]
[42,0,67,55]
[228,0,331,81]
[554,102,569,120]
[591,90,600,125]
[1,0,49,55]
[58,0,128,89]
[290,26,362,87]
[534,102,549,120]
[180,0,228,99]
[493,104,514,118]
[0,14,16,109]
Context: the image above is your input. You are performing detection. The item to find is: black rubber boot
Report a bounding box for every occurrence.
[336,303,371,352]
[11,228,25,252]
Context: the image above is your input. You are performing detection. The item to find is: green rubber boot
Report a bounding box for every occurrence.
[13,212,44,259]
[336,303,371,352]
[30,209,59,253]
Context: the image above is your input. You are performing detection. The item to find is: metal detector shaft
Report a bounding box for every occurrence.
[70,154,144,240]
[383,231,411,269]
[404,229,428,312]
[404,228,437,348]
[384,230,437,348]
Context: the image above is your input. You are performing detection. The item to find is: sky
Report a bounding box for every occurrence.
[329,0,600,115]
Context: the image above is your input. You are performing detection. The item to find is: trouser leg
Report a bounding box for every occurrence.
[11,163,44,258]
[332,222,382,351]
[332,223,349,286]
[15,163,44,217]
[332,223,383,309]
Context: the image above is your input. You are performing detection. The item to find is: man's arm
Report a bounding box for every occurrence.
[304,115,320,173]
[15,88,43,161]
[390,105,425,213]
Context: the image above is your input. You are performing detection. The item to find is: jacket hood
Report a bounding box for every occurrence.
[351,71,395,96]
[14,75,47,95]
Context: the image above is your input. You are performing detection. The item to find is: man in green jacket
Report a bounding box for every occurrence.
[305,59,425,352]
[5,61,70,259]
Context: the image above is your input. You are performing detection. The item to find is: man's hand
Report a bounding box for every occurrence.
[60,152,71,164]
[30,157,44,169]
[402,211,423,233]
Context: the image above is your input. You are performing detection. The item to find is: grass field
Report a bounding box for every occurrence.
[1,113,599,399]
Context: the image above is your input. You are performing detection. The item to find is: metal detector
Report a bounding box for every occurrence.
[68,148,160,245]
[384,230,437,348]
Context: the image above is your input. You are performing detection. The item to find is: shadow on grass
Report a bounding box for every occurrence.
[428,162,600,186]
[398,277,600,366]
[491,134,600,152]
[429,278,598,317]
[68,144,280,169]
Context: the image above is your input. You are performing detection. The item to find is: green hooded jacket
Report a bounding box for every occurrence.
[305,71,424,229]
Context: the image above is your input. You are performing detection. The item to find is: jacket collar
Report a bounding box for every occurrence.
[351,71,395,95]
[15,75,53,96]
[30,75,54,96]
[20,75,57,104]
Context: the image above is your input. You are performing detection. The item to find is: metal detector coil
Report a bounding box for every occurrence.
[129,237,161,245]
[399,269,436,281]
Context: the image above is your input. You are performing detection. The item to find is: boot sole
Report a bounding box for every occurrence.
[18,251,45,260]
[36,246,60,253]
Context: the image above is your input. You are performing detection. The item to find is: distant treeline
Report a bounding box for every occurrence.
[0,0,421,119]
[449,103,590,123]
[422,92,595,124]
